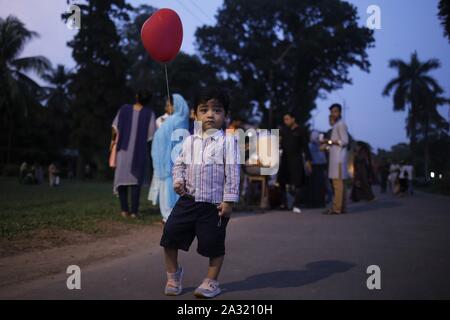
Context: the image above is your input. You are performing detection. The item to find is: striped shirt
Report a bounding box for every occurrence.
[172,129,240,204]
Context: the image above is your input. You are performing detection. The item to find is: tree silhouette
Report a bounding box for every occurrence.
[195,0,374,128]
[438,0,450,42]
[0,15,50,164]
[383,53,441,147]
[383,52,446,176]
[41,64,73,157]
[63,0,131,177]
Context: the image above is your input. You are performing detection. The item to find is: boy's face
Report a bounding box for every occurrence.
[196,99,226,131]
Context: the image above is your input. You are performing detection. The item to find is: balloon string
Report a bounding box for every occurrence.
[164,64,170,103]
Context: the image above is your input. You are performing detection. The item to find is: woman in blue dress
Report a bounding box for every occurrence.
[148,93,189,223]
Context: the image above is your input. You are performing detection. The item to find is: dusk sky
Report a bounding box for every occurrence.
[1,0,449,151]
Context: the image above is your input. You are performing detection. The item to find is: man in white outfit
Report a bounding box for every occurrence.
[324,103,349,215]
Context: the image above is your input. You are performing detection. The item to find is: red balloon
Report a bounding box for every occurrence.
[141,8,183,63]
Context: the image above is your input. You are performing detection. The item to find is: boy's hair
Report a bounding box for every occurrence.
[136,89,152,105]
[195,88,230,114]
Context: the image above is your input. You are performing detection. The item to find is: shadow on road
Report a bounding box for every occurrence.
[220,260,356,293]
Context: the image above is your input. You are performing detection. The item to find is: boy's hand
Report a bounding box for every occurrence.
[217,202,233,218]
[173,181,186,196]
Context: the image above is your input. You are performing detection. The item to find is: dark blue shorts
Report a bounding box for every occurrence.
[160,195,230,258]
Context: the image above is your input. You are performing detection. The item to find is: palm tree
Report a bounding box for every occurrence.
[42,64,72,113]
[41,65,72,156]
[0,15,51,163]
[383,52,442,159]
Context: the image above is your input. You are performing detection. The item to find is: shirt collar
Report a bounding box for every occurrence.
[193,128,224,141]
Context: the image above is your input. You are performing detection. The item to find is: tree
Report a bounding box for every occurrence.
[0,15,50,164]
[383,52,442,155]
[42,64,73,157]
[413,91,449,179]
[438,0,450,42]
[195,0,374,128]
[63,1,131,178]
[119,4,158,92]
[376,143,412,164]
[424,131,450,178]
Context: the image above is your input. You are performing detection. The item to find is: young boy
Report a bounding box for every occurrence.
[160,88,240,298]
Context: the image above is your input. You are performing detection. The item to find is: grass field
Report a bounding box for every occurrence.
[0,177,161,240]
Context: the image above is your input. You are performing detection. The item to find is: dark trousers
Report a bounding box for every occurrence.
[118,185,141,214]
[280,183,303,209]
[306,164,326,208]
[399,178,408,194]
[380,176,388,193]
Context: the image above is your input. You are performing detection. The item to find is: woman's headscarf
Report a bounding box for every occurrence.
[151,93,189,179]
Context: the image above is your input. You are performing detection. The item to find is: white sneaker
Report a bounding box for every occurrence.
[194,278,221,298]
[292,207,302,214]
[164,266,183,296]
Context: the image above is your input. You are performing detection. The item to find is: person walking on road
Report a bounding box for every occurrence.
[323,104,349,215]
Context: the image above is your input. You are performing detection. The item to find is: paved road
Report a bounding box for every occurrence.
[1,189,450,299]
